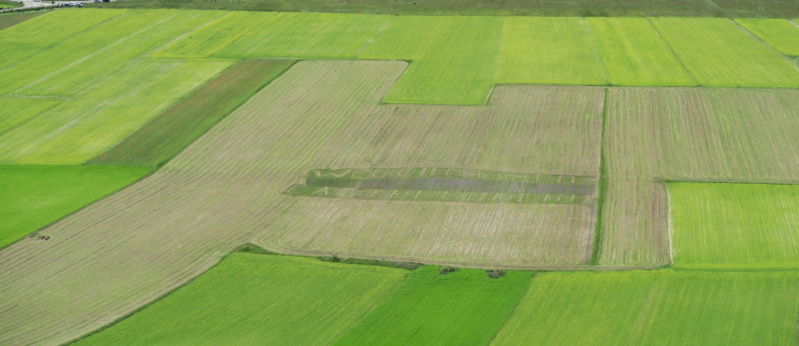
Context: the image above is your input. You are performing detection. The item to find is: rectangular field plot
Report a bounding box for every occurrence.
[650,18,799,87]
[600,87,799,266]
[214,12,393,58]
[669,183,799,269]
[333,266,531,346]
[584,18,696,86]
[492,270,799,345]
[76,254,406,345]
[495,17,606,86]
[736,18,799,56]
[0,165,150,248]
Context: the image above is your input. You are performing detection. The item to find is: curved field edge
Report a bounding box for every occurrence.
[0,165,152,249]
[88,59,296,167]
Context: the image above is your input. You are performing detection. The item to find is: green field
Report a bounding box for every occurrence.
[334,266,531,345]
[0,165,151,248]
[670,183,799,269]
[76,254,406,345]
[89,59,295,167]
[492,270,799,345]
[736,18,799,56]
[650,17,799,87]
[5,9,799,344]
[584,18,696,86]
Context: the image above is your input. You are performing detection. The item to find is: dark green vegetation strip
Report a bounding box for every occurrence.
[75,254,406,345]
[0,165,151,249]
[333,266,531,346]
[88,0,799,18]
[88,59,295,167]
[0,12,44,30]
[286,167,596,205]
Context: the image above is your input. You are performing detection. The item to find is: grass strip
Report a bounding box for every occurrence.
[0,11,40,29]
[89,59,295,167]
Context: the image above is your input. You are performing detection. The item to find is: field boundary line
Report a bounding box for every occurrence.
[254,242,666,271]
[0,165,154,253]
[487,273,536,345]
[645,18,700,86]
[590,88,608,265]
[729,18,799,72]
[62,254,227,345]
[581,18,608,85]
[354,15,397,58]
[663,181,674,265]
[791,19,799,30]
[0,10,131,73]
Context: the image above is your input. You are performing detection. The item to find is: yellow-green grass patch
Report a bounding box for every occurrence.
[213,12,393,59]
[584,17,695,86]
[0,58,231,164]
[154,11,277,58]
[492,270,799,345]
[736,18,799,56]
[669,182,799,269]
[650,17,799,87]
[75,254,405,345]
[0,165,151,248]
[495,17,606,86]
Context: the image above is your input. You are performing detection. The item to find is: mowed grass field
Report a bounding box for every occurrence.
[0,165,151,248]
[76,254,406,345]
[492,270,799,345]
[4,9,799,344]
[670,183,799,269]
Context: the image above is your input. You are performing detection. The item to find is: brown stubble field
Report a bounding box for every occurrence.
[599,87,799,266]
[0,61,604,345]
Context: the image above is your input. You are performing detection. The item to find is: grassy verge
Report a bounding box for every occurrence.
[88,59,295,167]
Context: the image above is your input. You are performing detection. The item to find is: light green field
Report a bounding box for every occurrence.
[492,270,799,345]
[0,9,127,70]
[0,58,230,164]
[650,17,799,87]
[214,12,393,58]
[736,18,799,56]
[360,16,501,104]
[155,12,277,58]
[76,254,406,345]
[334,266,531,345]
[669,183,799,269]
[584,18,696,86]
[0,165,151,248]
[495,17,606,85]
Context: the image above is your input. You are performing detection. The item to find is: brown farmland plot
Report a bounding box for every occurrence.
[0,61,603,345]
